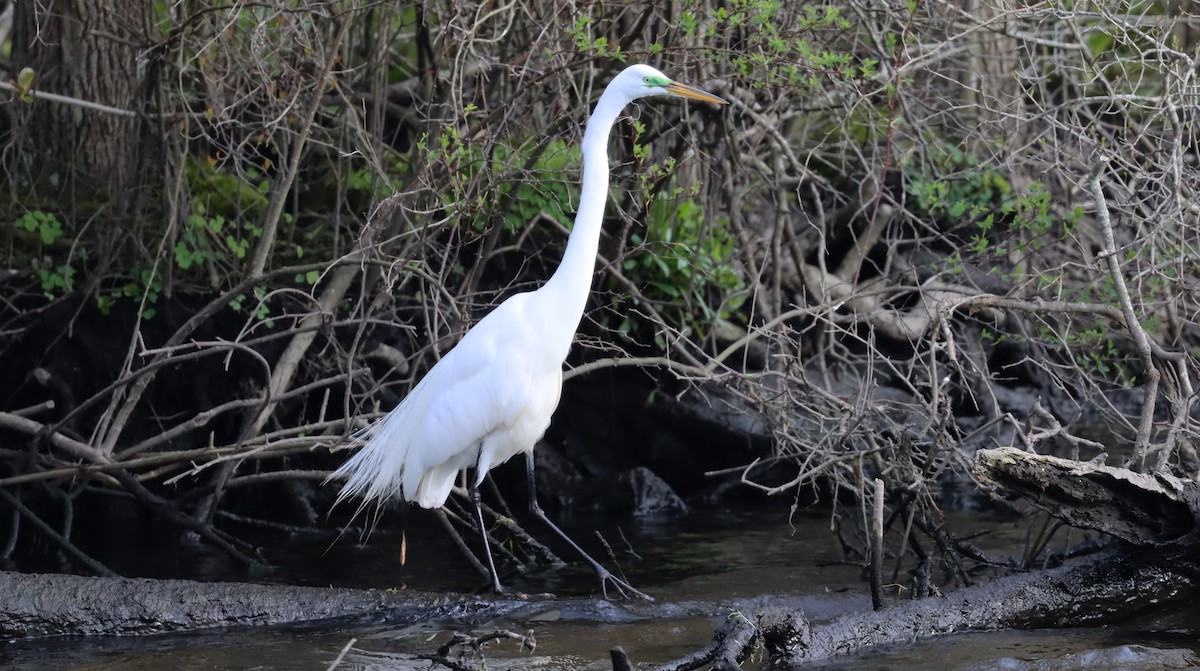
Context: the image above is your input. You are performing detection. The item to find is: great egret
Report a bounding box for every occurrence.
[331,64,726,599]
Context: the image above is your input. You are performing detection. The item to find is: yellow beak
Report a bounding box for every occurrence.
[665,81,728,106]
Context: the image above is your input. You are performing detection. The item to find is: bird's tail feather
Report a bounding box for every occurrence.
[327,405,415,513]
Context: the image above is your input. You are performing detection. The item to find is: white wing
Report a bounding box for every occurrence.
[331,291,563,510]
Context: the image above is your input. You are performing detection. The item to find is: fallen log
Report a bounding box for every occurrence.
[0,571,502,639]
[644,545,1200,670]
[772,547,1198,666]
[974,446,1199,545]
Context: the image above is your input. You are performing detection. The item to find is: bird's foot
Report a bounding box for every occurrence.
[483,582,557,601]
[597,568,653,602]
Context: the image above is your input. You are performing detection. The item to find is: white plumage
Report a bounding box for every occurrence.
[335,292,565,510]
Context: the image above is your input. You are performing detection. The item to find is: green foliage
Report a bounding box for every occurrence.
[294,269,322,286]
[493,140,579,232]
[184,158,270,220]
[571,15,626,62]
[96,160,273,316]
[12,210,73,299]
[14,67,36,102]
[96,265,164,319]
[906,146,1084,267]
[229,286,274,328]
[1053,323,1137,386]
[906,143,1013,222]
[688,0,853,91]
[424,122,580,237]
[15,210,63,245]
[36,262,75,299]
[172,205,260,275]
[618,192,744,346]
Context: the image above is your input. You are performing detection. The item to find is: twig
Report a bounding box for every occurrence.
[0,412,108,465]
[0,79,139,117]
[435,508,491,581]
[110,471,262,567]
[11,401,55,418]
[247,9,352,278]
[871,478,885,610]
[84,262,337,456]
[1088,158,1160,468]
[325,638,357,671]
[651,611,757,671]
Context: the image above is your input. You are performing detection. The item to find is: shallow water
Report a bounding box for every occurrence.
[3,507,1197,670]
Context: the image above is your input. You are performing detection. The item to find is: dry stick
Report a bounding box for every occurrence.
[0,487,116,577]
[80,262,331,458]
[3,367,346,490]
[119,367,365,459]
[0,413,107,465]
[649,611,758,671]
[0,432,331,490]
[12,400,55,418]
[870,478,885,611]
[0,80,140,117]
[443,497,526,572]
[325,638,357,671]
[241,259,369,441]
[0,506,17,559]
[487,505,564,568]
[247,10,352,278]
[1088,158,1160,468]
[187,271,363,518]
[567,306,815,380]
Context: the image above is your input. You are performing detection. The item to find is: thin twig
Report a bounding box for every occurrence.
[325,638,357,671]
[1088,158,1160,468]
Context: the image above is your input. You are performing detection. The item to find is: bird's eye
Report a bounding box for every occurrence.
[643,76,651,84]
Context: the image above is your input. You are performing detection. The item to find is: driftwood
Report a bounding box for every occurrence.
[974,446,1200,545]
[636,548,1199,670]
[783,548,1196,665]
[0,571,502,639]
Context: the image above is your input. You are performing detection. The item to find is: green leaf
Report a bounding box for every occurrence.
[175,242,194,269]
[17,67,35,93]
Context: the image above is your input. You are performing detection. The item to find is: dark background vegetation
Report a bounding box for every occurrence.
[0,0,1197,590]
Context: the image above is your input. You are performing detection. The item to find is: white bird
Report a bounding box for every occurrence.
[330,64,726,599]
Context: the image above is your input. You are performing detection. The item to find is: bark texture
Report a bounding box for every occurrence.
[975,447,1200,545]
[0,571,479,639]
[10,0,143,192]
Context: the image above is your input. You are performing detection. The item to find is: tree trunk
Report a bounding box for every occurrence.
[9,0,145,199]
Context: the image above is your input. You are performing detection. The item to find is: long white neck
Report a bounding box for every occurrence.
[540,87,628,341]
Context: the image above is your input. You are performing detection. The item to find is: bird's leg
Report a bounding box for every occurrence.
[467,479,507,595]
[524,451,653,601]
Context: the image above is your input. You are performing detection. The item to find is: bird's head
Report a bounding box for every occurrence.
[611,64,728,106]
